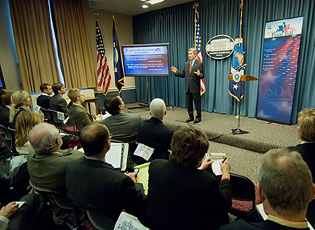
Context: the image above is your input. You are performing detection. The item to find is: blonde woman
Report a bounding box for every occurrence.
[9,90,31,129]
[15,111,42,155]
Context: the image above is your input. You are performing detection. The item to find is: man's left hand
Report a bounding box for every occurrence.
[194,69,200,76]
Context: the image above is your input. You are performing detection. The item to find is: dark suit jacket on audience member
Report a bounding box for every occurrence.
[68,104,93,131]
[219,219,309,230]
[99,113,140,143]
[37,95,50,109]
[288,143,315,183]
[138,117,173,161]
[0,106,10,127]
[49,94,68,114]
[65,157,147,222]
[140,159,232,230]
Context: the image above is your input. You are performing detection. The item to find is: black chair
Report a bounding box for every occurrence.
[47,109,65,127]
[230,173,256,209]
[40,107,52,123]
[229,173,256,218]
[29,179,84,229]
[0,124,16,163]
[86,210,115,230]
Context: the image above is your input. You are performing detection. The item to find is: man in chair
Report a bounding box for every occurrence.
[37,83,53,109]
[99,94,140,143]
[65,123,147,222]
[220,148,315,230]
[67,88,102,131]
[49,83,68,114]
[27,123,83,193]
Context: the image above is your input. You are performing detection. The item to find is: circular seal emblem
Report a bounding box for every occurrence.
[233,71,241,82]
[205,35,234,60]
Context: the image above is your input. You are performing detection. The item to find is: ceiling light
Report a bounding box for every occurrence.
[142,4,148,8]
[148,0,164,4]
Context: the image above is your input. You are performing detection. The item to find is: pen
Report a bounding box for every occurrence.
[222,158,227,163]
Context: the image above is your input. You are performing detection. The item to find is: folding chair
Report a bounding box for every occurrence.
[47,109,65,127]
[29,179,84,229]
[0,124,16,163]
[229,173,256,218]
[40,107,52,123]
[86,210,115,230]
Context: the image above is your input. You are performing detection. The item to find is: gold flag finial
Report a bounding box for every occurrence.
[193,2,199,9]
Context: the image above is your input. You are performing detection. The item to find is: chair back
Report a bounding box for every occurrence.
[47,109,65,126]
[86,210,115,230]
[230,173,256,209]
[40,107,52,123]
[29,179,84,228]
[0,124,15,163]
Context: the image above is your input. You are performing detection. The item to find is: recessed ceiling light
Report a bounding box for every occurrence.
[148,0,164,4]
[142,4,148,8]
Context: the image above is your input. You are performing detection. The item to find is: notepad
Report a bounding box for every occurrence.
[209,153,226,176]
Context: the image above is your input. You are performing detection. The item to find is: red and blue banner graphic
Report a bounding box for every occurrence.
[257,16,303,123]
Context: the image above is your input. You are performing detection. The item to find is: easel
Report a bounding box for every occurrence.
[228,74,259,135]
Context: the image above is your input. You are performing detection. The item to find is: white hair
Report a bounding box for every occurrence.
[150,98,166,119]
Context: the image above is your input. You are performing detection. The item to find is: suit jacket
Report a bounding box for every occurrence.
[288,143,315,183]
[140,159,232,230]
[65,157,147,222]
[175,59,204,94]
[0,106,10,127]
[37,94,50,109]
[220,219,309,230]
[27,149,84,193]
[99,113,140,143]
[68,104,93,131]
[138,117,173,161]
[49,94,68,114]
[0,220,9,230]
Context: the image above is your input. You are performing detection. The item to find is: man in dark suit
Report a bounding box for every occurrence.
[171,47,204,124]
[0,92,12,127]
[37,83,52,109]
[49,83,68,114]
[65,123,147,222]
[220,148,315,230]
[99,94,140,143]
[67,88,102,132]
[136,98,173,164]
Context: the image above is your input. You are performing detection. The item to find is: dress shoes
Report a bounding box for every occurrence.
[185,117,194,123]
[193,118,201,124]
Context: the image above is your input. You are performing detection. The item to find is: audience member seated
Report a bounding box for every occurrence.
[65,123,147,222]
[68,88,102,131]
[49,83,68,114]
[27,123,83,193]
[140,126,232,230]
[0,89,5,108]
[288,108,315,182]
[37,83,53,109]
[135,98,174,164]
[220,148,315,230]
[9,90,31,129]
[0,202,19,230]
[0,92,13,128]
[15,111,42,155]
[100,94,140,143]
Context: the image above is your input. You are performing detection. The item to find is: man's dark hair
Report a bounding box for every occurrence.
[1,92,13,106]
[80,123,110,157]
[104,94,121,115]
[40,83,50,92]
[52,83,64,94]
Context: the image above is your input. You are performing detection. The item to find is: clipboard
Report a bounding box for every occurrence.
[105,143,129,171]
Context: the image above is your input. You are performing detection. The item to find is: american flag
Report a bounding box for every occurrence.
[194,4,205,96]
[229,0,245,101]
[96,21,111,95]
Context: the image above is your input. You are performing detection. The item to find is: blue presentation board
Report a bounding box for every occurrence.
[257,16,304,124]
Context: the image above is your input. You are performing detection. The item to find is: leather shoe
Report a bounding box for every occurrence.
[193,118,201,124]
[185,117,194,123]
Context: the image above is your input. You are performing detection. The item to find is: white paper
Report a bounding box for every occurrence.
[133,143,154,161]
[210,153,226,176]
[114,211,149,230]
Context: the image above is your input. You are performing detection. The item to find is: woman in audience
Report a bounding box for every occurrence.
[15,111,42,155]
[9,90,31,129]
[288,108,315,182]
[140,126,232,230]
